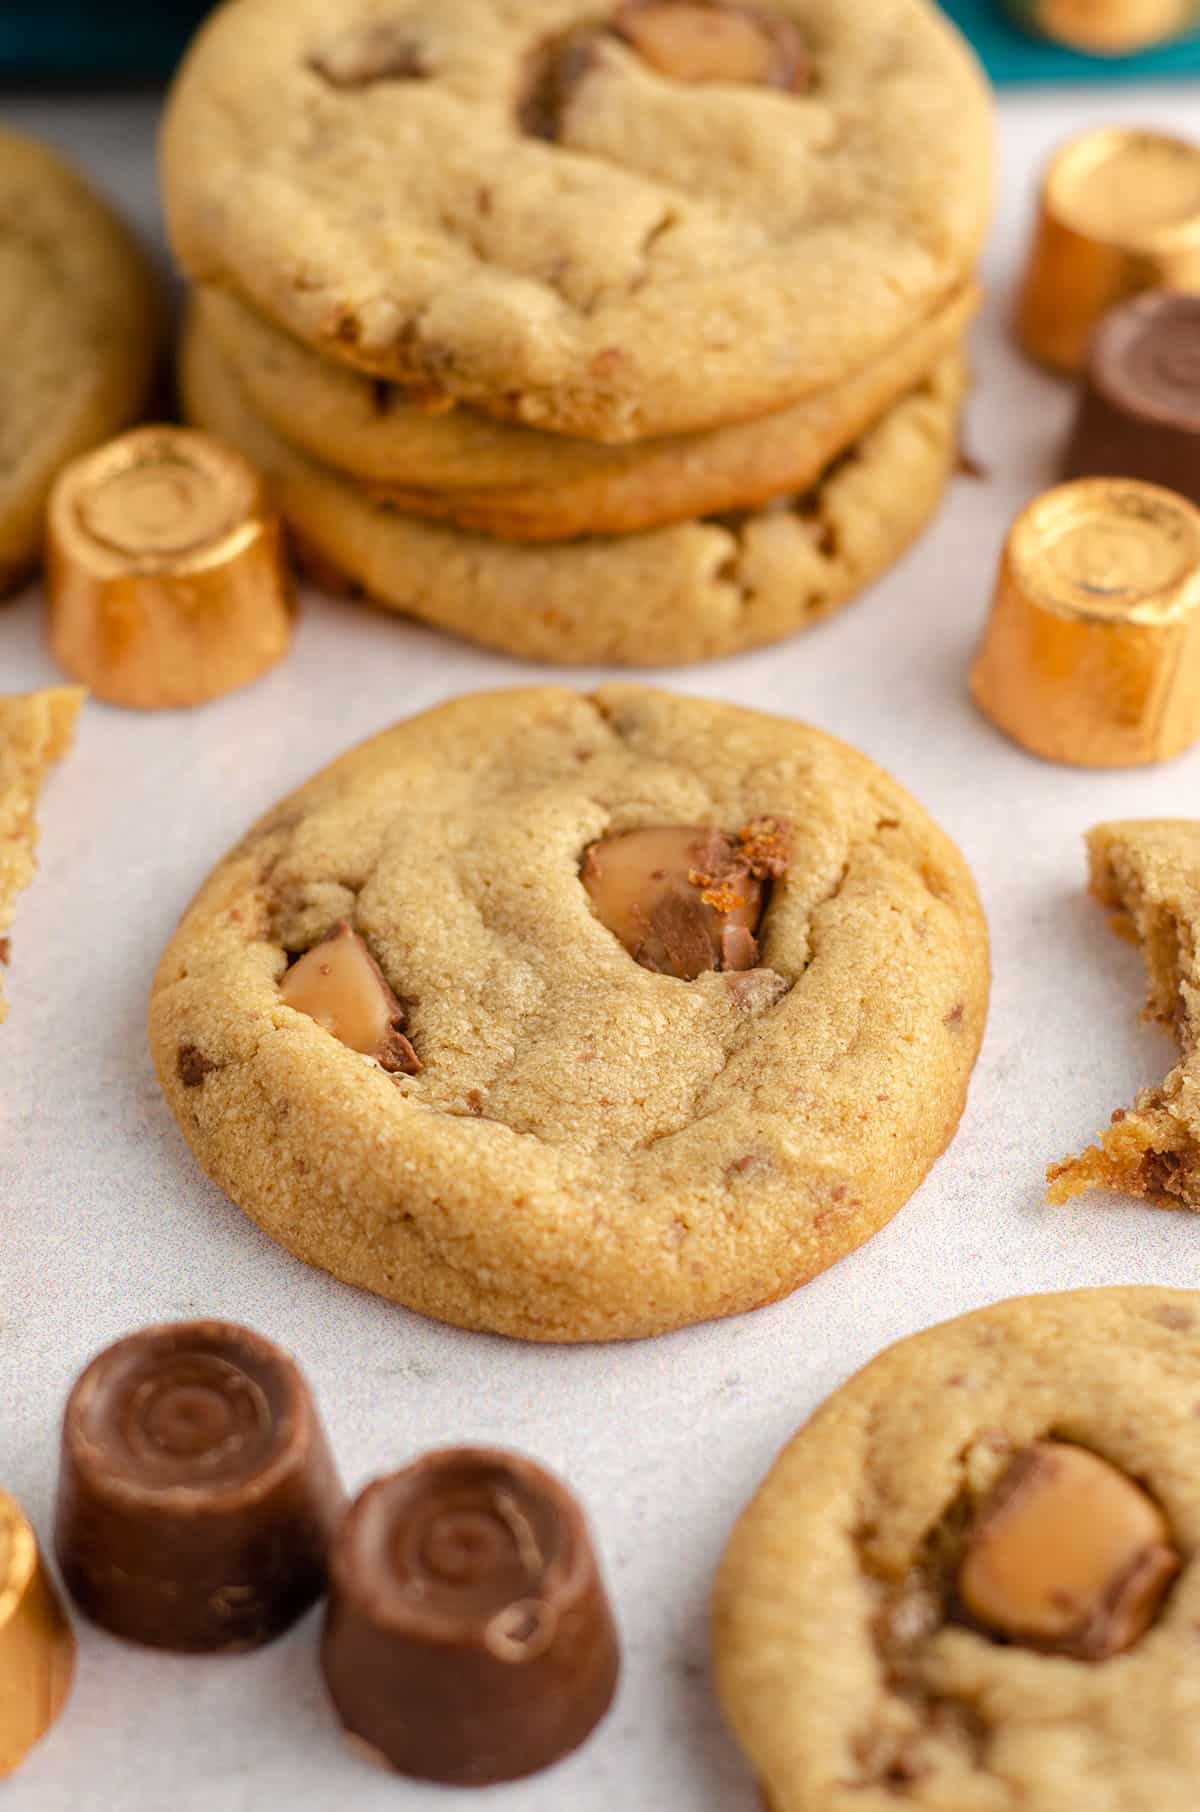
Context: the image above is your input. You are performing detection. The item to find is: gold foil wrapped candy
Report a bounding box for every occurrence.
[0,1492,75,1776]
[1015,127,1200,372]
[47,425,294,710]
[971,478,1200,768]
[1004,0,1200,55]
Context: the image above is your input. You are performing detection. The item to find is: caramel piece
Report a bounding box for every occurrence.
[321,1449,621,1785]
[54,1320,345,1654]
[959,1441,1178,1658]
[47,425,294,710]
[970,478,1200,768]
[1015,128,1200,373]
[582,822,789,980]
[280,922,420,1074]
[0,1494,75,1776]
[614,2,810,90]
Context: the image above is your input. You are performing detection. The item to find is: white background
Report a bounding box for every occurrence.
[3,77,1200,1812]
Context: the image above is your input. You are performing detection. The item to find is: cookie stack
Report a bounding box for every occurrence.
[163,0,994,666]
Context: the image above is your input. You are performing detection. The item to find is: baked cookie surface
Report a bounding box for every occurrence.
[149,686,989,1342]
[182,323,967,666]
[196,281,979,542]
[161,0,992,441]
[0,128,160,596]
[714,1286,1200,1812]
[1049,822,1200,1212]
[0,688,84,1022]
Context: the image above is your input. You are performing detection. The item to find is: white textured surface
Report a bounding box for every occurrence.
[3,77,1200,1812]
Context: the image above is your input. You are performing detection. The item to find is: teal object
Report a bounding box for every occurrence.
[940,0,1200,80]
[0,4,210,79]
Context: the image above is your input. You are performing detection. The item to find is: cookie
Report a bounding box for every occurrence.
[1048,822,1200,1211]
[0,128,161,597]
[0,688,84,1022]
[714,1286,1200,1811]
[148,686,989,1343]
[160,0,992,442]
[195,280,980,543]
[181,321,967,666]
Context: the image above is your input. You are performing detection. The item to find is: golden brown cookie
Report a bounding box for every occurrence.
[0,128,161,597]
[1049,821,1200,1210]
[149,686,989,1342]
[0,689,84,1022]
[195,281,980,542]
[715,1287,1200,1811]
[160,0,992,441]
[181,320,968,667]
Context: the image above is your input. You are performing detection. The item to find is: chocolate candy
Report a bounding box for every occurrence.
[970,477,1200,767]
[581,820,790,980]
[280,922,421,1074]
[322,1449,620,1786]
[959,1441,1178,1659]
[47,425,294,710]
[55,1321,344,1653]
[1003,0,1200,55]
[1064,292,1200,505]
[0,1493,75,1776]
[1015,127,1200,373]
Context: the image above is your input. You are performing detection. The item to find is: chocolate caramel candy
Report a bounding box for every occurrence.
[959,1441,1179,1658]
[47,425,294,710]
[1064,292,1200,505]
[0,1494,75,1776]
[280,921,420,1074]
[55,1321,344,1653]
[1003,0,1199,55]
[970,478,1200,767]
[614,2,811,91]
[321,1450,620,1786]
[1015,128,1200,373]
[581,820,789,980]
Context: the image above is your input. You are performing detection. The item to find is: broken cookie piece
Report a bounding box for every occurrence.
[280,922,420,1074]
[581,819,790,980]
[0,688,84,1024]
[958,1440,1179,1659]
[1048,820,1200,1210]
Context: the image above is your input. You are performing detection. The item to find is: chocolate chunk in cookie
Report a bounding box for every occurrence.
[958,1440,1179,1659]
[614,2,811,92]
[581,819,789,980]
[280,922,420,1074]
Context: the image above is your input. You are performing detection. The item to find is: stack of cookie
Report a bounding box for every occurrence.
[163,0,993,667]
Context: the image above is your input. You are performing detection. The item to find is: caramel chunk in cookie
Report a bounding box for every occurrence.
[581,820,788,980]
[959,1441,1178,1658]
[280,922,419,1073]
[614,1,810,90]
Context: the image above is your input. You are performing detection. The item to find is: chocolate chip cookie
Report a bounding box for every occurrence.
[194,281,979,542]
[161,0,992,442]
[1049,822,1200,1212]
[149,686,989,1342]
[715,1287,1200,1811]
[0,128,161,597]
[182,319,968,666]
[0,688,84,1022]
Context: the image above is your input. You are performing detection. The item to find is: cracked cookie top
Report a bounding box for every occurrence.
[160,0,992,442]
[715,1287,1200,1811]
[149,687,988,1341]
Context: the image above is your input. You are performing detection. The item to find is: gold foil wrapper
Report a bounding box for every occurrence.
[1004,0,1200,54]
[1015,128,1200,372]
[47,426,294,710]
[0,1493,75,1777]
[971,479,1200,767]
